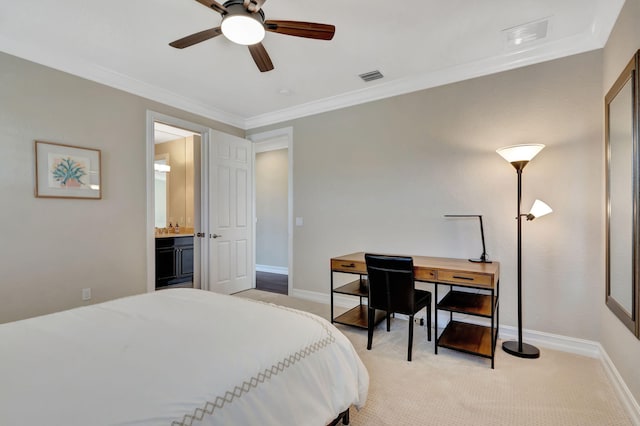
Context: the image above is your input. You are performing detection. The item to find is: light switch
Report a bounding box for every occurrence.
[82,288,91,301]
[295,217,303,226]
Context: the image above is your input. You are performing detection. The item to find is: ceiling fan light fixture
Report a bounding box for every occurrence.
[221,14,265,45]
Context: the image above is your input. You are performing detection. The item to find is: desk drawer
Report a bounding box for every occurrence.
[331,259,366,274]
[415,268,437,282]
[437,270,492,288]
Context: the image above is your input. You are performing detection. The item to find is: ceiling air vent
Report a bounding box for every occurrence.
[503,17,550,48]
[359,70,384,82]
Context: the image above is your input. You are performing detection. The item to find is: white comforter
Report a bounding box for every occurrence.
[0,289,368,425]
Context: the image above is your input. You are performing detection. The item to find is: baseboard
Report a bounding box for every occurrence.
[598,344,640,425]
[291,287,640,424]
[256,264,288,275]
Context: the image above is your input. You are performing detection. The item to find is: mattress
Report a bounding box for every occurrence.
[0,288,368,425]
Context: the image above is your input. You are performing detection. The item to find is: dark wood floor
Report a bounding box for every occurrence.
[256,271,288,295]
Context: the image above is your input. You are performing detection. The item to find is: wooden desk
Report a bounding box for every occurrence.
[330,252,500,368]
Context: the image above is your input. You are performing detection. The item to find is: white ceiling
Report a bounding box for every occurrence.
[0,0,624,130]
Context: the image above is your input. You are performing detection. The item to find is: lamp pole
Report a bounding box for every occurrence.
[496,145,546,359]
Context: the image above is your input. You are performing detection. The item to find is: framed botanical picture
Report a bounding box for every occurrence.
[35,141,102,199]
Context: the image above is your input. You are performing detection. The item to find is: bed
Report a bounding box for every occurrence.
[0,288,368,425]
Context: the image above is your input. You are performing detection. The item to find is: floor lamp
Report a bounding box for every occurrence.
[496,144,552,359]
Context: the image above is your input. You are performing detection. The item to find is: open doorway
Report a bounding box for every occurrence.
[146,111,208,294]
[153,122,200,290]
[147,112,255,295]
[251,128,293,295]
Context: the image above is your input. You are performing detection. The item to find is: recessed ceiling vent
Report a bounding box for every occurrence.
[359,70,384,82]
[503,17,550,48]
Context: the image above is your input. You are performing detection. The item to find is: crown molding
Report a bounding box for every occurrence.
[591,0,626,47]
[0,35,247,130]
[1,0,623,132]
[245,30,602,129]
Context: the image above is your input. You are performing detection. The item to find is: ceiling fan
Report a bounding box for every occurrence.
[169,0,335,72]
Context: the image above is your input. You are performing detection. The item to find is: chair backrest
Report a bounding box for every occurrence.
[365,254,416,315]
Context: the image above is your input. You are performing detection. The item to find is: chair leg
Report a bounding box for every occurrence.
[427,305,432,342]
[367,308,374,350]
[386,311,391,332]
[408,314,414,361]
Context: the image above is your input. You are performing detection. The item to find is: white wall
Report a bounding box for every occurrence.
[601,0,640,405]
[255,149,288,269]
[0,51,243,323]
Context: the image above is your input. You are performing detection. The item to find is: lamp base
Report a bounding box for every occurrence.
[502,340,540,359]
[468,258,493,263]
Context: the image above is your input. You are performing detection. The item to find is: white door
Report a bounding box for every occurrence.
[208,130,254,294]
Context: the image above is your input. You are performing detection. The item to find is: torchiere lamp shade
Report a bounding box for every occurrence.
[496,144,545,170]
[527,199,553,220]
[496,144,546,163]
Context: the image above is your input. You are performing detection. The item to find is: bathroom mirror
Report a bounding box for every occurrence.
[154,155,170,228]
[605,50,640,338]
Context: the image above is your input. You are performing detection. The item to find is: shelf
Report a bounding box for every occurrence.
[333,304,385,329]
[437,321,496,358]
[333,278,368,297]
[437,291,497,318]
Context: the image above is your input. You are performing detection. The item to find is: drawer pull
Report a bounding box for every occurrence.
[453,275,474,281]
[341,263,356,268]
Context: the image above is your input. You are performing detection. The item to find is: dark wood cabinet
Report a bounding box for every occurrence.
[155,236,194,289]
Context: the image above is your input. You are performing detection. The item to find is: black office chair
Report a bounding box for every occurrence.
[365,253,432,361]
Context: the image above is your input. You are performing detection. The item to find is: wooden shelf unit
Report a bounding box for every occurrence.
[437,321,498,358]
[333,303,387,329]
[435,286,499,368]
[437,291,497,318]
[330,275,386,329]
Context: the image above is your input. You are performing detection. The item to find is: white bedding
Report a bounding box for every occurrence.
[0,289,368,425]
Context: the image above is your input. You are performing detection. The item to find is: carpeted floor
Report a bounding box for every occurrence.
[235,289,632,426]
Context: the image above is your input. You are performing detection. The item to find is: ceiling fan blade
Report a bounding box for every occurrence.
[169,27,223,49]
[243,0,266,13]
[265,20,335,40]
[196,0,228,14]
[248,43,274,72]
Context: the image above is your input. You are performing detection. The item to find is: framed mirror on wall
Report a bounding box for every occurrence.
[605,49,640,338]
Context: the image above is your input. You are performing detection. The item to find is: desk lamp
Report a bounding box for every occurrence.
[496,144,552,359]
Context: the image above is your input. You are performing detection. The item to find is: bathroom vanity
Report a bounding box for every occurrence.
[155,234,194,289]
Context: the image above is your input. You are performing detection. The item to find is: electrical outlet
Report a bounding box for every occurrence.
[82,288,91,301]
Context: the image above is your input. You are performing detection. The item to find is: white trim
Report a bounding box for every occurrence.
[599,345,640,425]
[591,0,626,47]
[291,287,640,422]
[256,264,288,275]
[145,111,211,294]
[0,3,624,131]
[145,112,155,294]
[243,30,604,128]
[254,136,288,153]
[249,127,294,295]
[0,36,246,129]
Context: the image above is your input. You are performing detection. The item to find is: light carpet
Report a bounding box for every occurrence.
[235,289,631,426]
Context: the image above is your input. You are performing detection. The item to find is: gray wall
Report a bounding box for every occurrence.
[0,51,243,323]
[601,0,640,405]
[249,51,604,342]
[255,149,288,269]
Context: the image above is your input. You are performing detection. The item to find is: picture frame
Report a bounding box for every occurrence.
[35,141,102,199]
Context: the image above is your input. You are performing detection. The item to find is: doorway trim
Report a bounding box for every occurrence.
[145,110,210,293]
[249,127,293,294]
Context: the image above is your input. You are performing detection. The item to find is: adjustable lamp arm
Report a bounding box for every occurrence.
[444,214,492,263]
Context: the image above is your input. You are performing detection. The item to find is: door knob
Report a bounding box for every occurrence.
[196,232,206,238]
[211,234,222,239]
